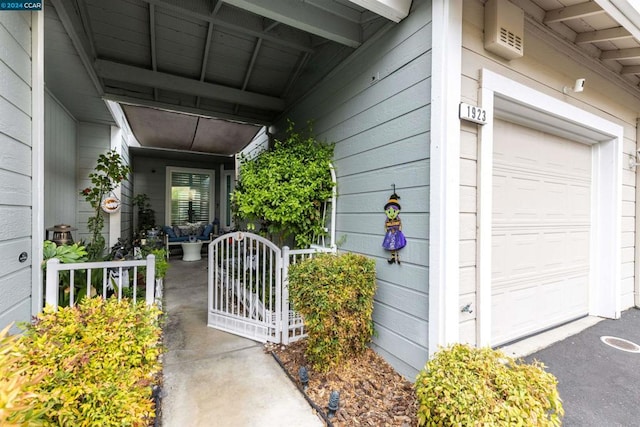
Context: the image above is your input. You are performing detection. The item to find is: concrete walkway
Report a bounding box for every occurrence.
[160,257,323,427]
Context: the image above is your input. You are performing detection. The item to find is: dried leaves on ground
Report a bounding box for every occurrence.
[269,340,418,426]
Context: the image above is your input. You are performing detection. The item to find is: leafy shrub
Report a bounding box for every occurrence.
[415,344,564,426]
[288,253,376,372]
[232,120,335,248]
[14,298,162,426]
[0,325,47,426]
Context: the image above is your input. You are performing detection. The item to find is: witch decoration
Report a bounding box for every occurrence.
[382,191,406,264]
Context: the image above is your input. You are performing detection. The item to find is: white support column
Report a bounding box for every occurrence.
[635,118,640,308]
[31,9,45,315]
[428,0,463,353]
[109,126,123,248]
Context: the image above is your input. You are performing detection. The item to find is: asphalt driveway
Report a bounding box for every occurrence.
[526,308,640,426]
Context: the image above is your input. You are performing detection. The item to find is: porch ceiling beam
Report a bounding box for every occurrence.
[103,93,271,126]
[575,27,632,44]
[620,65,640,74]
[544,2,605,24]
[50,0,104,96]
[233,37,262,114]
[601,47,640,60]
[95,59,285,111]
[196,22,215,108]
[141,0,315,53]
[281,51,311,99]
[221,0,362,47]
[149,3,158,101]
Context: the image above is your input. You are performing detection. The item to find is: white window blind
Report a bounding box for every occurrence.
[170,172,211,225]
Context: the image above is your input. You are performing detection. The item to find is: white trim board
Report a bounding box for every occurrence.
[477,69,622,346]
[428,0,463,353]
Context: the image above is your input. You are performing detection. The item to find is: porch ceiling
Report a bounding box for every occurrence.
[45,0,391,154]
[44,0,640,157]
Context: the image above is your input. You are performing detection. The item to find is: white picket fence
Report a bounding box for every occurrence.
[45,255,161,309]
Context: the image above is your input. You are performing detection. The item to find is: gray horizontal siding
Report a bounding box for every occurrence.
[282,0,433,379]
[44,91,77,231]
[0,12,33,331]
[76,122,112,244]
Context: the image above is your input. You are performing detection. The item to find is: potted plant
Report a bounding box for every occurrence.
[133,193,156,237]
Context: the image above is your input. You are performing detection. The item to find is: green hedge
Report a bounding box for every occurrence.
[415,344,564,426]
[3,298,162,426]
[288,252,376,372]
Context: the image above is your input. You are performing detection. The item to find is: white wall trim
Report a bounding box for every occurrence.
[31,10,45,315]
[428,0,463,353]
[109,126,123,248]
[477,68,623,346]
[635,119,640,308]
[219,166,235,232]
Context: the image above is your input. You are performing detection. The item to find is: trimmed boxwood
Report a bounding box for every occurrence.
[288,252,376,372]
[415,344,564,426]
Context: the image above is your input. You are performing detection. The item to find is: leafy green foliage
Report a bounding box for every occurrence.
[42,241,88,266]
[232,121,335,248]
[79,150,131,260]
[13,298,162,426]
[42,241,92,307]
[415,344,564,426]
[288,253,376,372]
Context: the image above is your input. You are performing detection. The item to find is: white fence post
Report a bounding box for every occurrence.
[281,246,290,345]
[145,254,155,306]
[45,258,60,311]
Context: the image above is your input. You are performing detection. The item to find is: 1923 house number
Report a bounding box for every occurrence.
[459,102,488,125]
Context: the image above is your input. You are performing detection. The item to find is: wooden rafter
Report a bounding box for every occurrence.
[221,0,362,47]
[149,3,158,100]
[95,59,285,111]
[575,27,633,44]
[142,0,315,53]
[544,2,605,24]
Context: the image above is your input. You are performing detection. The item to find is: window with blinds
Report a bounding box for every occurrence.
[170,171,211,225]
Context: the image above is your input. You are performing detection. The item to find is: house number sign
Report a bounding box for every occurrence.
[459,102,489,125]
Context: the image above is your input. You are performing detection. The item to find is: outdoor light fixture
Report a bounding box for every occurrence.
[298,366,309,391]
[327,390,340,418]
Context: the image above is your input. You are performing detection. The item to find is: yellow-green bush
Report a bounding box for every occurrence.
[415,344,564,426]
[288,252,376,372]
[0,325,47,426]
[13,298,163,426]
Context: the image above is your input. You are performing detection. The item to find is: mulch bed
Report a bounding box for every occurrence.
[269,340,418,426]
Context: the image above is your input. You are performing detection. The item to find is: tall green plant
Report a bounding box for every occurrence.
[80,150,131,260]
[232,120,334,248]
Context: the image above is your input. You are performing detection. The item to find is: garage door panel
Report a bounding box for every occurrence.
[492,119,591,346]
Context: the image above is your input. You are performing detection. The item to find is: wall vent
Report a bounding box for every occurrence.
[485,0,524,60]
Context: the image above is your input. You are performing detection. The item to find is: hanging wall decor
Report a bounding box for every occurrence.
[382,187,406,264]
[101,193,121,214]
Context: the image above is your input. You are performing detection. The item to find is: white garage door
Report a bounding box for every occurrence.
[492,119,591,345]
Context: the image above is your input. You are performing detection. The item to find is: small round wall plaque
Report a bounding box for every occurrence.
[18,252,28,263]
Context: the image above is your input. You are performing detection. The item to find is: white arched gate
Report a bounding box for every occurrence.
[207,232,334,343]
